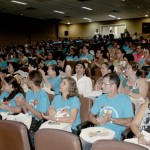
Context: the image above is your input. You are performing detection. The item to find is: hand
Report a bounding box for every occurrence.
[16,96,27,107]
[120,87,130,95]
[42,106,56,120]
[138,134,148,145]
[96,114,109,126]
[39,69,45,77]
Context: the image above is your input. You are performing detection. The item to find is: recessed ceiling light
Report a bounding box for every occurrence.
[118,17,121,20]
[67,22,70,24]
[11,1,27,5]
[53,10,65,14]
[82,6,92,11]
[145,14,149,17]
[108,15,116,18]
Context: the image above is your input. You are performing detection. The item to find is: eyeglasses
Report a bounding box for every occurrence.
[102,82,111,86]
[102,82,114,86]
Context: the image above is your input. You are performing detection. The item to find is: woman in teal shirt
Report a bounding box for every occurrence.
[43,76,81,133]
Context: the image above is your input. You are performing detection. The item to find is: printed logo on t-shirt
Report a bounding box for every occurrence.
[29,99,38,108]
[99,105,119,118]
[56,106,70,117]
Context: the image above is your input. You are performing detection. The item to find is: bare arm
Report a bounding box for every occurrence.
[43,106,78,123]
[39,69,52,89]
[130,101,150,145]
[89,112,132,127]
[88,112,99,125]
[16,97,43,120]
[0,105,22,113]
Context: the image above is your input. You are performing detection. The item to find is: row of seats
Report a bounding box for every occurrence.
[0,120,147,150]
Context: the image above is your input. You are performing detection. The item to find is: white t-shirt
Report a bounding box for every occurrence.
[72,75,93,95]
[59,65,71,78]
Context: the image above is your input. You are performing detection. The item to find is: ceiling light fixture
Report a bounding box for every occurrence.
[83,17,92,21]
[53,10,65,14]
[108,15,116,18]
[145,14,149,17]
[82,6,92,11]
[11,1,27,5]
[67,22,70,24]
[117,17,121,19]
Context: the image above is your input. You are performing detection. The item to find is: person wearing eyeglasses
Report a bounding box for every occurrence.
[81,73,134,150]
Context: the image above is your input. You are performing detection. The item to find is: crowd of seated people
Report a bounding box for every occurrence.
[0,32,150,149]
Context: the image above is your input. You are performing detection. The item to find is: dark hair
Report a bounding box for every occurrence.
[103,73,120,88]
[103,62,114,73]
[28,58,38,69]
[9,62,20,72]
[3,76,25,102]
[57,54,66,61]
[62,77,79,99]
[69,47,77,57]
[118,49,126,56]
[28,70,42,86]
[57,54,67,72]
[127,61,144,77]
[50,64,60,76]
[75,61,86,69]
[124,54,134,62]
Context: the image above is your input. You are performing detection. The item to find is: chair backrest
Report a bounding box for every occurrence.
[66,61,76,75]
[91,140,148,150]
[94,68,102,83]
[85,68,92,78]
[79,96,93,122]
[47,93,55,103]
[35,129,81,150]
[0,120,31,150]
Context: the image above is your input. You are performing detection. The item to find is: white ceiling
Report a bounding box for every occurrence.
[0,0,150,24]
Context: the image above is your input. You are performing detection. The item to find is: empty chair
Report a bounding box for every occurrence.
[0,120,31,150]
[91,140,148,150]
[35,129,81,150]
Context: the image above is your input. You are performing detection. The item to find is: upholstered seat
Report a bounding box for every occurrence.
[35,129,81,150]
[0,120,31,150]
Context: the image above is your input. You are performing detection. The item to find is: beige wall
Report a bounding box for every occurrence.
[58,18,150,38]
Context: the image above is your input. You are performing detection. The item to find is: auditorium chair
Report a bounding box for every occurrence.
[35,129,81,150]
[0,120,31,150]
[91,139,148,150]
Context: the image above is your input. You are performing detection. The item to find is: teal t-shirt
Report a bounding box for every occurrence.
[44,60,57,66]
[0,92,24,112]
[66,55,78,62]
[47,76,61,95]
[79,54,94,61]
[26,89,50,120]
[90,93,134,140]
[52,95,81,130]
